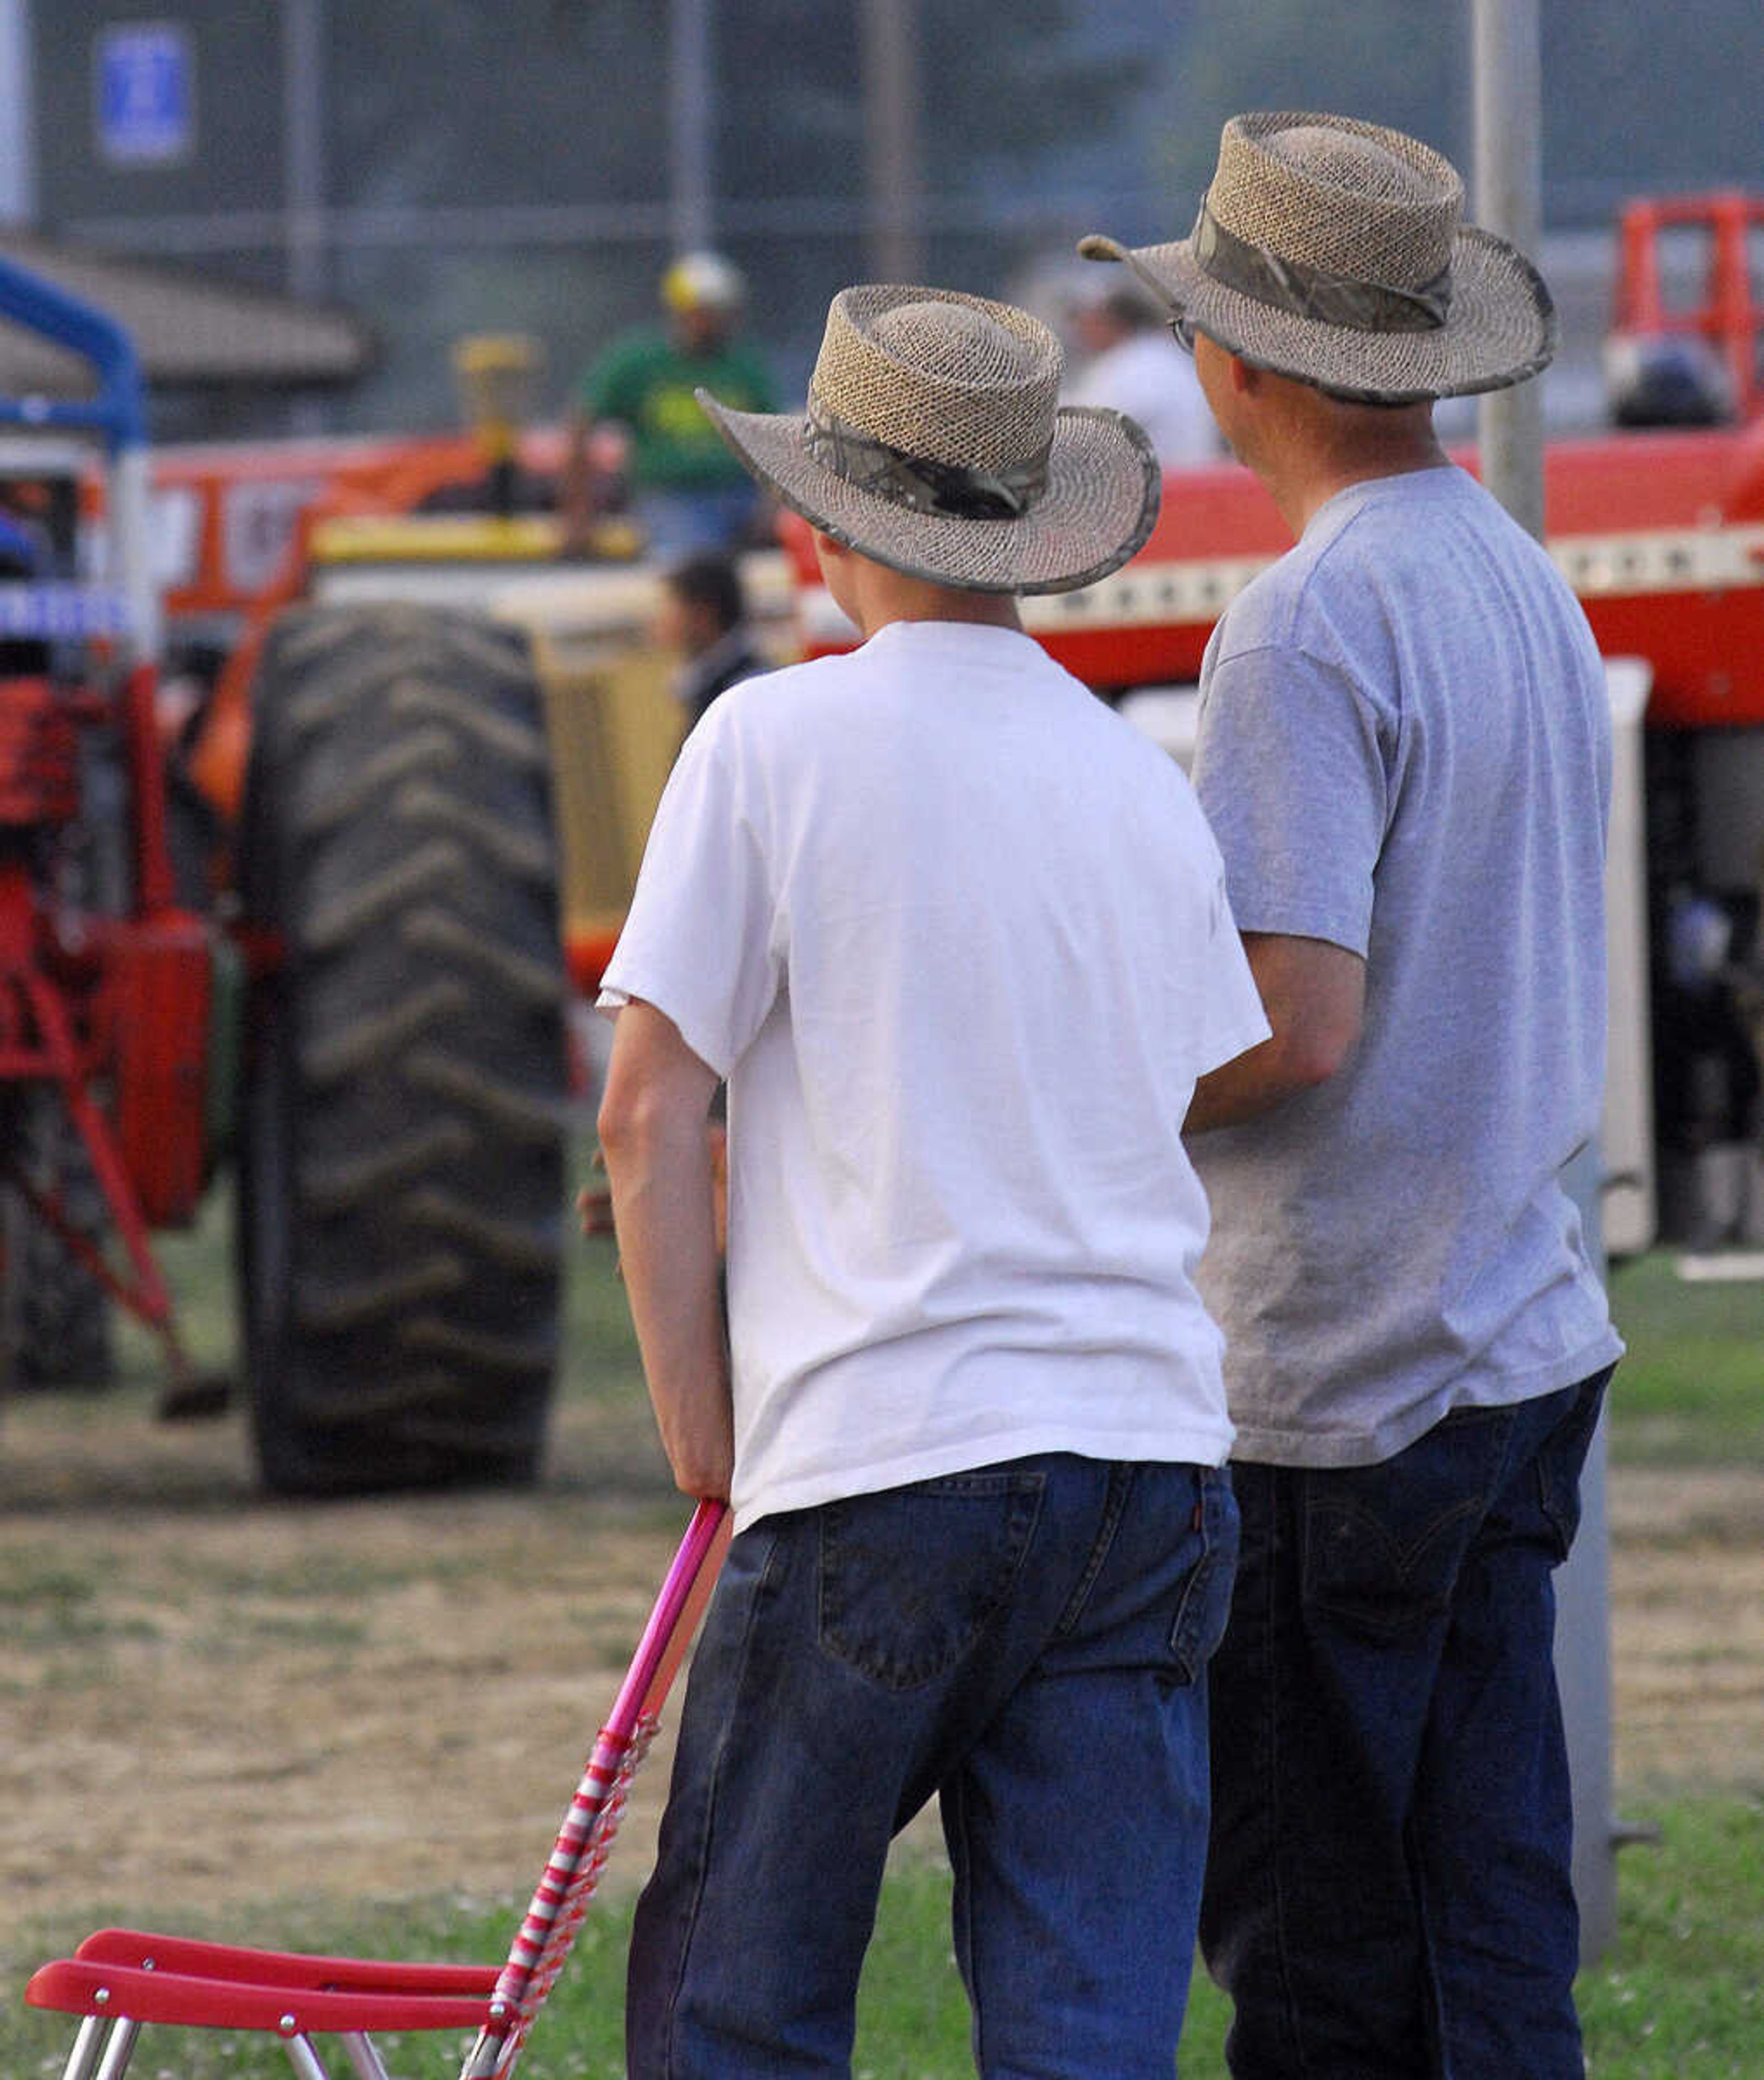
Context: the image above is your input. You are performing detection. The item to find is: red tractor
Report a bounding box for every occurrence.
[0,255,572,1493]
[0,253,219,1409]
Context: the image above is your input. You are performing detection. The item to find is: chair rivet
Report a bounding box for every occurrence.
[279,2015,298,2034]
[94,1989,110,2006]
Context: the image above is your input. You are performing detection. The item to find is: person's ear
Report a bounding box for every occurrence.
[812,529,854,591]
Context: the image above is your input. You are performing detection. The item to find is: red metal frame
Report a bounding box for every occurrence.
[0,925,178,1335]
[0,641,215,1392]
[1614,192,1764,421]
[28,1938,496,2038]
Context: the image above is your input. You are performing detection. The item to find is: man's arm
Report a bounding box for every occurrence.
[596,998,732,1500]
[558,410,600,548]
[559,345,634,550]
[1185,930,1365,1133]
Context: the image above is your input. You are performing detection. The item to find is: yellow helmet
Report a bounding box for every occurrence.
[661,251,746,316]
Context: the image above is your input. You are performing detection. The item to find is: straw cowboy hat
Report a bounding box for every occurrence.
[1080,111,1557,404]
[695,284,1160,594]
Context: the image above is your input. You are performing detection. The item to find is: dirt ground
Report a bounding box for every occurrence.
[1,1386,1760,1941]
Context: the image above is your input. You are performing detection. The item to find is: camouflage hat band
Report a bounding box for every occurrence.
[803,398,1051,521]
[1191,202,1452,335]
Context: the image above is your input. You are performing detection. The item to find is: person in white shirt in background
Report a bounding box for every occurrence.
[1065,281,1222,469]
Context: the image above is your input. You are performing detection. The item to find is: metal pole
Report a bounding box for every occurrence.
[669,0,713,255]
[1473,0,1544,536]
[860,0,921,282]
[0,0,34,227]
[1473,0,1618,1967]
[282,0,327,302]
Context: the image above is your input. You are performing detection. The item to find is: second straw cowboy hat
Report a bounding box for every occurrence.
[1080,111,1557,404]
[695,285,1160,595]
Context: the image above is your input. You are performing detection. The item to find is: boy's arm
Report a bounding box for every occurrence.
[1185,931,1365,1132]
[597,998,733,1501]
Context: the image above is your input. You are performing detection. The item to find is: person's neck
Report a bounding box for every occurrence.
[1253,409,1451,538]
[851,575,1024,641]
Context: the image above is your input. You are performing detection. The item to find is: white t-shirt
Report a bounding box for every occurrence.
[602,618,1269,1530]
[1065,332,1221,469]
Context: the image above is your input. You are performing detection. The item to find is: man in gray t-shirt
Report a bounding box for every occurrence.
[1086,114,1621,2080]
[1193,462,1621,1462]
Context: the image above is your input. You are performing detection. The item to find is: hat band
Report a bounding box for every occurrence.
[805,398,1049,520]
[1193,202,1452,334]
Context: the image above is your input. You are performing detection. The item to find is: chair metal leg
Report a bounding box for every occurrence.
[90,2018,139,2080]
[339,2031,392,2080]
[281,2035,333,2080]
[57,2015,110,2080]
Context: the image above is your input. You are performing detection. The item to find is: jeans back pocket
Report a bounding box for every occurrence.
[1300,1413,1511,1643]
[817,1470,1045,1692]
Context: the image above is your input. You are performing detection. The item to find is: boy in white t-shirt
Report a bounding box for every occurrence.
[597,283,1268,2078]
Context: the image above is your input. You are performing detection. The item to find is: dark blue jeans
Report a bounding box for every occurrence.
[626,1452,1238,2078]
[1200,1368,1612,2080]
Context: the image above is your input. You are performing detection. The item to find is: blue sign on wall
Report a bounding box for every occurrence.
[94,22,195,167]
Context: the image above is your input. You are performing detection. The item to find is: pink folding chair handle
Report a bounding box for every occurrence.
[614,1497,731,1732]
[463,1498,730,2077]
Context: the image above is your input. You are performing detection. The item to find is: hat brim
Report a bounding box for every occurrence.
[1080,223,1555,403]
[696,392,1161,595]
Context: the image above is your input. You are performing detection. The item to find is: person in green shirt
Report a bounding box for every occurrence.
[562,251,777,557]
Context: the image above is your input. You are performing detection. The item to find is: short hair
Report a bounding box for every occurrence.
[664,550,746,633]
[1105,286,1164,331]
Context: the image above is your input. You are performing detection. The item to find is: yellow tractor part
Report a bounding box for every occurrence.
[303,518,799,980]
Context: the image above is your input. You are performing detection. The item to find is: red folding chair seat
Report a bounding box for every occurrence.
[25,1503,729,2080]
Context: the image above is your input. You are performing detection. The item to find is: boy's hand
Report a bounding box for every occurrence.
[577,1147,617,1238]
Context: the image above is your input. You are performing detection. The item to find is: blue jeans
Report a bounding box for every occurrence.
[1200,1368,1612,2080]
[626,1452,1238,2078]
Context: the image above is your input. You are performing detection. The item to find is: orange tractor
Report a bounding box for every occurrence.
[25,322,797,1496]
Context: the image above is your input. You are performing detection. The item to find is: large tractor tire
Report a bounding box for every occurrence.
[238,603,568,1494]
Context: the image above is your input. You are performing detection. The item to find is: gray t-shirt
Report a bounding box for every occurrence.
[1191,464,1624,1468]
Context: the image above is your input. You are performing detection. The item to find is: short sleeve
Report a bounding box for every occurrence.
[1192,644,1386,957]
[1193,857,1273,1076]
[596,711,781,1077]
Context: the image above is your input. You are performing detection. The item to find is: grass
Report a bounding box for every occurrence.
[1606,1249,1764,1465]
[111,1174,649,1417]
[7,1195,1760,2076]
[5,1798,1759,2079]
[117,1176,1764,1467]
